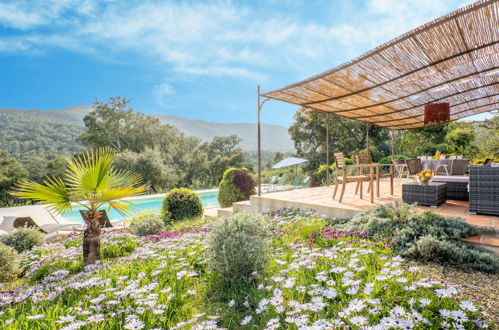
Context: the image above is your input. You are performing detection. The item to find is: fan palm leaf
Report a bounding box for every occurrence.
[12,176,73,215]
[65,147,117,194]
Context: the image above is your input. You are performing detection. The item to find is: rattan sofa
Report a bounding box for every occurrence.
[469,166,499,216]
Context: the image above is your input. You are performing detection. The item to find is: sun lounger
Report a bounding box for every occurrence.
[0,205,82,237]
[290,176,302,189]
[300,176,312,188]
[262,176,277,190]
[0,216,82,236]
[270,176,288,192]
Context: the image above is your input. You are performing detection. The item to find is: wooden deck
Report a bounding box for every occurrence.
[227,179,499,252]
[250,179,497,228]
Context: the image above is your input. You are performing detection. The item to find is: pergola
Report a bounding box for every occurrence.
[256,0,499,195]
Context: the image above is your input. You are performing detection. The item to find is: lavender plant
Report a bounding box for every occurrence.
[207,212,270,282]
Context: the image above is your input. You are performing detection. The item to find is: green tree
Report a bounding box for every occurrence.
[23,156,49,183]
[398,124,449,157]
[288,108,390,170]
[13,148,147,266]
[474,115,499,157]
[79,97,181,153]
[200,135,246,187]
[0,150,28,207]
[114,148,178,192]
[444,127,477,156]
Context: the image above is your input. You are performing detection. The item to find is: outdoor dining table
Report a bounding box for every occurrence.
[354,163,393,203]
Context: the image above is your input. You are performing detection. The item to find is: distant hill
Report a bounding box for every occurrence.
[0,106,294,155]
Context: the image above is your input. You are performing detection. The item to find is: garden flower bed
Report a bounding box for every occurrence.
[0,209,495,329]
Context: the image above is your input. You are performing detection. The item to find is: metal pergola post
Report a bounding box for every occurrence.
[257,85,270,196]
[325,112,330,187]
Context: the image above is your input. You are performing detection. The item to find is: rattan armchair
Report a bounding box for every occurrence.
[450,159,470,175]
[405,158,422,182]
[333,152,373,203]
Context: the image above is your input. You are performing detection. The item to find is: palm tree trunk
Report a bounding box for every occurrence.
[82,210,102,266]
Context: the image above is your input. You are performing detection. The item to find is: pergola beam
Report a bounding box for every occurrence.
[261,0,499,130]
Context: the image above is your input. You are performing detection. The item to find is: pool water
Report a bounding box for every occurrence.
[63,191,219,224]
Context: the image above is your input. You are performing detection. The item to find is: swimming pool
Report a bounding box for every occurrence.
[62,191,219,224]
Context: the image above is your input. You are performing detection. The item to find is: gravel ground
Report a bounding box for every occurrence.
[412,262,499,324]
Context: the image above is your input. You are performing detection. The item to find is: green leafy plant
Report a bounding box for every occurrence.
[0,243,20,282]
[218,168,256,207]
[0,227,45,252]
[131,216,165,237]
[378,154,408,164]
[13,147,147,266]
[162,188,203,222]
[314,158,354,186]
[341,201,498,272]
[101,235,140,258]
[207,212,270,282]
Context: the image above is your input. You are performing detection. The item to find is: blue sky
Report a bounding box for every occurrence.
[1,0,489,126]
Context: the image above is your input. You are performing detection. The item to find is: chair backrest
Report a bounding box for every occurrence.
[356,154,372,165]
[291,176,302,186]
[12,217,48,234]
[302,176,311,187]
[451,159,470,175]
[334,152,346,168]
[405,158,422,175]
[13,217,39,230]
[277,176,287,185]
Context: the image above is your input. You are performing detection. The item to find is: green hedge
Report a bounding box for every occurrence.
[162,188,203,222]
[218,168,256,208]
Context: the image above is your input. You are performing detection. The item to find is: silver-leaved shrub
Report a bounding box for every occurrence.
[0,243,20,282]
[207,212,270,282]
[342,201,499,273]
[0,227,45,253]
[131,217,165,237]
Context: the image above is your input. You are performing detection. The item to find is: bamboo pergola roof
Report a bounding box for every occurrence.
[262,0,499,130]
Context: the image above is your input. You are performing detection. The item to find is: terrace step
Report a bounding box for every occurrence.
[460,234,499,256]
[233,200,252,212]
[217,207,233,217]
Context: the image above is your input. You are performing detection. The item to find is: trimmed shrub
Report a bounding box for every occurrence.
[0,243,20,282]
[218,168,256,208]
[341,201,499,272]
[162,188,203,222]
[0,227,45,252]
[131,217,165,237]
[207,212,270,282]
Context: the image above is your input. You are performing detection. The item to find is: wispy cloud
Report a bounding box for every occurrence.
[153,82,176,108]
[0,0,468,80]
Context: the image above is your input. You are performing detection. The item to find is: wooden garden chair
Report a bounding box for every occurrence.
[333,152,373,203]
[355,154,394,196]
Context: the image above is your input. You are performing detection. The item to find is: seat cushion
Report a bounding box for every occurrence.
[432,175,469,183]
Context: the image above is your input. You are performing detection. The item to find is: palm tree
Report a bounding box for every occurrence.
[13,148,147,266]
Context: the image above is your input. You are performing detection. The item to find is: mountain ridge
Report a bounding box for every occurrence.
[0,106,294,152]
